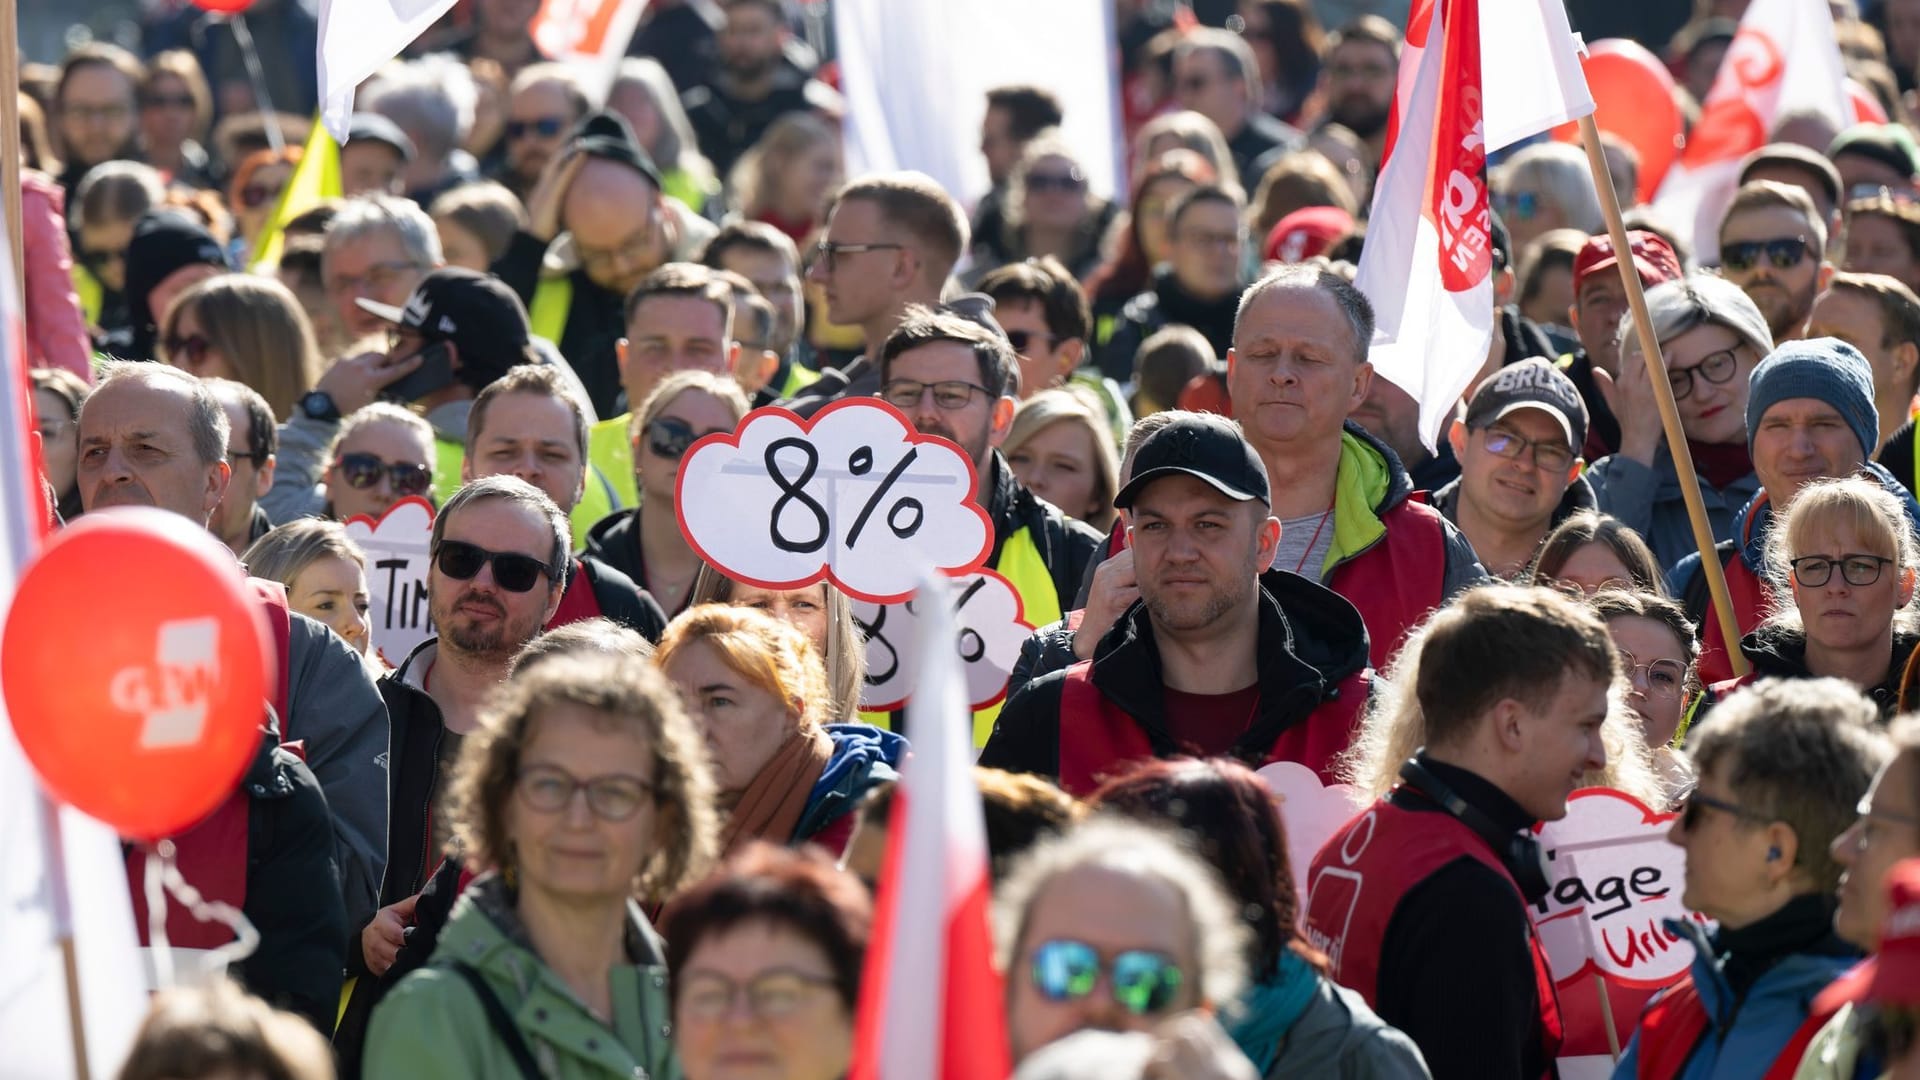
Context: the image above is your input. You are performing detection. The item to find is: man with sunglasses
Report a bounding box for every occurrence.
[366,476,569,988]
[205,379,279,557]
[497,64,591,203]
[1719,179,1833,342]
[1435,359,1595,580]
[76,362,390,1005]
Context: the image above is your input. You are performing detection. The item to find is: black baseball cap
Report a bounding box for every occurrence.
[1463,357,1589,451]
[1113,414,1269,509]
[357,268,535,388]
[348,112,416,162]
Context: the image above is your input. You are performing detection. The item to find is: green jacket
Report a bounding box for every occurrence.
[364,875,681,1080]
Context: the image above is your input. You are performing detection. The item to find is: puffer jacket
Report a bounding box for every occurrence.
[364,874,681,1080]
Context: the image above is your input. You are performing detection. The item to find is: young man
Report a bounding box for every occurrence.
[1306,585,1616,1080]
[1171,28,1302,186]
[1435,359,1594,579]
[204,378,278,556]
[1809,271,1920,494]
[1096,185,1248,382]
[981,412,1371,789]
[1718,179,1833,343]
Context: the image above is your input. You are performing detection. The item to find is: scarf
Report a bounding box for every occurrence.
[1225,947,1321,1073]
[720,726,834,854]
[1687,439,1754,491]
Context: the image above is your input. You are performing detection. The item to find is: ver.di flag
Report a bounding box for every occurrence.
[530,0,649,104]
[317,0,462,142]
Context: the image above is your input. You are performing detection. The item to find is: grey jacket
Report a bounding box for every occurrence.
[261,413,337,523]
[1268,979,1431,1080]
[1585,447,1758,574]
[284,610,390,933]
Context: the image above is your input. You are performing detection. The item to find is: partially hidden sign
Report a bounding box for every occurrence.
[343,496,435,667]
[1532,787,1710,1078]
[675,400,993,605]
[853,569,1035,712]
[1256,761,1370,904]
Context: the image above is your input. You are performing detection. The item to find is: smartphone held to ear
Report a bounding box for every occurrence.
[380,342,458,404]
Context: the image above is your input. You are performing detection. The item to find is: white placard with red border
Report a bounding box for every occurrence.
[675,401,993,605]
[343,496,436,667]
[1256,762,1371,905]
[852,569,1035,712]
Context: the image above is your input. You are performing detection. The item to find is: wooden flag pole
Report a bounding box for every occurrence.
[1575,114,1750,678]
[2,0,24,289]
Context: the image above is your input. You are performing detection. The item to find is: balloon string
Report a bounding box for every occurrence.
[142,841,262,986]
[143,848,174,989]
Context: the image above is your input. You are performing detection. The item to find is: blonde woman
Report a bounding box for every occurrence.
[728,111,842,245]
[1002,388,1121,531]
[243,518,377,661]
[690,566,868,723]
[157,273,323,419]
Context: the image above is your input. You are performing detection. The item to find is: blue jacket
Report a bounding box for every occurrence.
[1613,912,1858,1080]
[1587,447,1759,574]
[794,723,908,842]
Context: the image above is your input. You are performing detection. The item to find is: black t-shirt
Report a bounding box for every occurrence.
[1879,418,1917,498]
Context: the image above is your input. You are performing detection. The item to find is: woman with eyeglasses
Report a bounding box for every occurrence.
[364,650,719,1080]
[1708,476,1920,716]
[1842,191,1920,295]
[970,135,1119,285]
[1588,274,1774,572]
[157,273,323,420]
[227,145,302,265]
[656,605,905,859]
[1614,678,1888,1080]
[322,402,439,523]
[664,843,870,1080]
[585,371,749,618]
[1587,589,1701,800]
[1088,759,1431,1079]
[689,566,869,722]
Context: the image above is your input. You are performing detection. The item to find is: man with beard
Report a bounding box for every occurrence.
[362,476,567,988]
[682,0,841,177]
[1171,30,1303,193]
[1312,17,1400,171]
[495,64,593,203]
[980,412,1372,791]
[1719,180,1833,343]
[878,307,1102,745]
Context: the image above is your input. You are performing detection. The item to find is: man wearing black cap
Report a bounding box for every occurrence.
[981,412,1373,794]
[494,111,718,418]
[340,113,415,198]
[120,208,230,361]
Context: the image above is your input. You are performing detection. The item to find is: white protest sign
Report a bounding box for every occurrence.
[676,401,993,605]
[343,496,435,667]
[1256,761,1369,906]
[853,569,1035,712]
[1531,787,1710,1072]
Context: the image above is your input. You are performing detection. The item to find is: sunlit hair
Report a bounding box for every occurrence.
[327,401,436,465]
[655,604,832,733]
[1762,475,1920,634]
[1002,388,1121,530]
[1133,110,1243,197]
[1529,511,1668,596]
[243,518,367,587]
[1585,588,1703,702]
[117,979,330,1080]
[160,273,323,419]
[1491,140,1604,235]
[509,616,654,673]
[446,651,719,903]
[632,369,750,444]
[729,110,839,222]
[689,568,866,722]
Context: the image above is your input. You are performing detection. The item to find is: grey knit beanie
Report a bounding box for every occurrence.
[1744,337,1879,459]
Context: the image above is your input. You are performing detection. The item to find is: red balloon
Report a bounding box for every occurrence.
[189,0,256,11]
[4,508,271,841]
[1552,39,1683,203]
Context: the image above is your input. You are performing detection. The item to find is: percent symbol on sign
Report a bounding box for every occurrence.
[860,574,991,687]
[722,437,965,556]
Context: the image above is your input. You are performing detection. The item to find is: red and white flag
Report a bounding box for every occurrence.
[848,575,1009,1080]
[1653,0,1850,264]
[530,0,650,103]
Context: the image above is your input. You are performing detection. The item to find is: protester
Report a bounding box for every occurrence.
[1741,142,1846,232]
[664,844,871,1080]
[1589,274,1774,572]
[681,0,841,177]
[429,181,525,274]
[1529,511,1668,596]
[227,146,301,264]
[1490,141,1604,257]
[1614,678,1889,1079]
[1720,180,1833,342]
[30,367,87,524]
[464,364,665,636]
[339,112,416,198]
[68,160,168,353]
[314,403,438,523]
[656,605,904,857]
[1842,191,1920,296]
[359,57,481,207]
[608,57,721,214]
[1003,389,1122,531]
[729,111,842,245]
[54,43,142,195]
[1083,149,1217,332]
[1133,325,1216,418]
[134,50,214,190]
[1306,586,1616,1080]
[971,133,1118,283]
[843,768,1081,889]
[688,567,869,723]
[321,194,443,346]
[363,650,719,1078]
[1090,759,1431,1077]
[1343,368,1461,497]
[497,63,594,203]
[996,816,1255,1067]
[1097,184,1248,382]
[1316,16,1399,166]
[1435,359,1595,579]
[1133,110,1242,197]
[587,370,751,616]
[157,274,324,420]
[975,85,1067,259]
[700,221,809,381]
[1225,265,1484,671]
[121,208,230,362]
[1172,29,1302,189]
[1832,123,1920,197]
[243,519,376,659]
[203,379,279,556]
[1808,273,1920,488]
[117,980,334,1080]
[1586,589,1701,797]
[983,411,1371,789]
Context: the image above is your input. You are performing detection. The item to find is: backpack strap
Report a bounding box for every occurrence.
[450,962,544,1078]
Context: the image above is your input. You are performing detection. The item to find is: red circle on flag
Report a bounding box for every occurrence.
[189,0,256,11]
[3,508,270,840]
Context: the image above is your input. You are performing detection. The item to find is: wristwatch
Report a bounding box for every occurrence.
[299,390,341,423]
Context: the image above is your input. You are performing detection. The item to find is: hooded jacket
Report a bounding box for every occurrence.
[793,723,909,849]
[1095,265,1244,382]
[980,569,1372,790]
[1711,624,1920,719]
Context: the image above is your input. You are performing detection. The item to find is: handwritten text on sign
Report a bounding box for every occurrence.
[853,569,1035,712]
[675,400,993,605]
[343,496,435,667]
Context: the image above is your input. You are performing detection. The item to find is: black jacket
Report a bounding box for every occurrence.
[683,69,837,177]
[571,552,670,640]
[980,450,1104,621]
[1729,623,1920,718]
[492,231,626,417]
[1430,471,1598,578]
[980,569,1371,779]
[1095,266,1243,382]
[1230,110,1305,190]
[584,506,702,617]
[781,354,882,420]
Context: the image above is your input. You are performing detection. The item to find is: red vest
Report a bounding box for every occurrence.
[1696,535,1771,688]
[125,580,292,950]
[544,557,605,631]
[1054,656,1369,796]
[1305,798,1564,1072]
[1634,974,1831,1080]
[1326,497,1448,672]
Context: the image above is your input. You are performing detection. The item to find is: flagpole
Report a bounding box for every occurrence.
[2,0,24,287]
[1575,114,1751,678]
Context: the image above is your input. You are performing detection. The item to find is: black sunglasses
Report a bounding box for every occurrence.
[1005,329,1062,355]
[163,333,213,366]
[333,452,433,496]
[1720,236,1809,273]
[644,417,729,461]
[506,116,567,141]
[1025,170,1086,194]
[434,539,556,593]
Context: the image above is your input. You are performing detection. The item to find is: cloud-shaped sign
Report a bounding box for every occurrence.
[853,569,1035,712]
[1256,761,1369,904]
[343,495,436,667]
[676,400,993,604]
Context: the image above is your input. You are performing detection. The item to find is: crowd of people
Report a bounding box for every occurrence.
[26,0,1920,1077]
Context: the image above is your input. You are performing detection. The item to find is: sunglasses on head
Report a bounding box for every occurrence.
[434,539,555,593]
[644,417,728,461]
[1028,939,1184,1016]
[333,452,433,496]
[1720,236,1809,273]
[506,117,567,141]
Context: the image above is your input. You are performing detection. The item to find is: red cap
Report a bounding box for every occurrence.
[1264,206,1356,265]
[1571,230,1684,296]
[1815,857,1920,1012]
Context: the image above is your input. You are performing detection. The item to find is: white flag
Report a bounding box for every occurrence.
[1480,0,1595,154]
[317,0,463,142]
[1653,0,1850,263]
[529,0,650,104]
